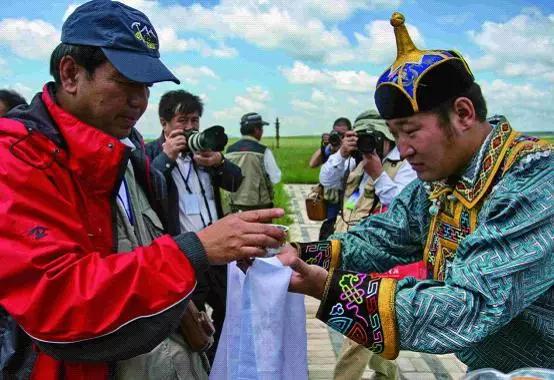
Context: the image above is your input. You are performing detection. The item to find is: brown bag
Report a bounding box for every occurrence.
[305,184,327,221]
[180,301,216,352]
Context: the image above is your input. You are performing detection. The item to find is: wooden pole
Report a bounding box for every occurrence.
[275,117,280,149]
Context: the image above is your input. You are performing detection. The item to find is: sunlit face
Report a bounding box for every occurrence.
[73,62,150,139]
[162,111,200,137]
[387,112,464,182]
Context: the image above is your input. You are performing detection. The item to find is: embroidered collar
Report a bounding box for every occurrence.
[426,115,517,209]
[460,127,494,185]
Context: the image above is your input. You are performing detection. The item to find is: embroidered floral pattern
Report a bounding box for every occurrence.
[318,270,389,353]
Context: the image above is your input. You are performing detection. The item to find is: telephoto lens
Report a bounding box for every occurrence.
[188,125,228,153]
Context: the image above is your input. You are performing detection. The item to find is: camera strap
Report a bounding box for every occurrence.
[174,155,213,228]
[175,157,194,194]
[191,160,214,226]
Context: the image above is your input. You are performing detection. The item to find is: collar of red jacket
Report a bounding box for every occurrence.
[41,84,129,194]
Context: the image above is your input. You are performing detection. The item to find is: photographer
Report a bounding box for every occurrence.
[308,117,351,168]
[226,112,282,212]
[333,110,417,232]
[318,118,356,239]
[331,110,417,380]
[146,90,243,366]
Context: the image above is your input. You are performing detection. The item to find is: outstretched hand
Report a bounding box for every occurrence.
[196,208,286,265]
[278,247,328,300]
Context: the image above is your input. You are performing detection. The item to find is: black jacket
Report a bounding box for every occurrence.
[146,134,243,235]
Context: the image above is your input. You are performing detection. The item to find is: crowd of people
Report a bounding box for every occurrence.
[0,1,552,380]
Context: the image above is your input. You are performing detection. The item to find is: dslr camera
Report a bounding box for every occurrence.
[184,125,228,154]
[356,129,386,158]
[328,130,343,148]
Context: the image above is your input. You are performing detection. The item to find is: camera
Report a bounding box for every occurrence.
[184,125,228,153]
[356,130,386,158]
[328,130,342,147]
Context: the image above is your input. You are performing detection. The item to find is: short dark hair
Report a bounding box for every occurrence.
[240,124,262,136]
[433,82,488,127]
[0,89,27,111]
[333,117,352,130]
[49,43,108,85]
[158,90,204,121]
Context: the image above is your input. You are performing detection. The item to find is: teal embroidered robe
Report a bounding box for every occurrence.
[297,117,554,371]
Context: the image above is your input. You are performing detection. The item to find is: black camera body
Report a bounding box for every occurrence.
[328,130,342,147]
[184,125,228,154]
[356,130,386,158]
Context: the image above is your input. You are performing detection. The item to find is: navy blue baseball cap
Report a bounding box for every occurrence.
[61,0,180,84]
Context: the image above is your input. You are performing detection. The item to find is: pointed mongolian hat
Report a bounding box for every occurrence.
[375,12,474,119]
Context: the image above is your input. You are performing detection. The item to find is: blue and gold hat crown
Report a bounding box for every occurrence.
[374,12,474,119]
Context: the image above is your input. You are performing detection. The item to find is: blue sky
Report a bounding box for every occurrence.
[1,0,553,138]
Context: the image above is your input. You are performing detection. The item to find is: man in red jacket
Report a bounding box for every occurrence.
[0,1,284,379]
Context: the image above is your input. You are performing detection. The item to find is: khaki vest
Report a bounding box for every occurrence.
[115,161,165,250]
[226,137,273,209]
[334,158,405,233]
[114,162,209,379]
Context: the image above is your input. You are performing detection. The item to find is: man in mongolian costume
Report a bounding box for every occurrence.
[279,12,553,373]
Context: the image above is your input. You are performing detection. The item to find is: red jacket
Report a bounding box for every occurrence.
[0,85,203,379]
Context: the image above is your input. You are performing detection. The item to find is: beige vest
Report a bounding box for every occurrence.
[226,140,273,208]
[114,162,164,251]
[334,159,405,233]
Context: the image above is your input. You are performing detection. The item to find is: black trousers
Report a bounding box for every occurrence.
[191,264,227,366]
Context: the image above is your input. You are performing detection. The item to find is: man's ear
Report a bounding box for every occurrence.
[160,118,170,137]
[452,97,475,131]
[58,56,82,95]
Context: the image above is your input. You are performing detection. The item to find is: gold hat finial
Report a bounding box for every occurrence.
[389,12,424,71]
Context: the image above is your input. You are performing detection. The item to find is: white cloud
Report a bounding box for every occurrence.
[481,79,548,111]
[173,64,220,84]
[0,18,60,59]
[212,86,271,127]
[468,8,554,82]
[99,0,405,65]
[157,27,237,57]
[480,79,554,131]
[285,87,373,135]
[350,20,424,65]
[281,61,379,93]
[0,57,7,75]
[257,0,402,22]
[291,99,319,112]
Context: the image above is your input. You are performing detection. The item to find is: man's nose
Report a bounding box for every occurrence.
[397,137,415,160]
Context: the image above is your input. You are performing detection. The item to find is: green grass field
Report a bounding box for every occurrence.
[227,136,322,184]
[226,136,322,227]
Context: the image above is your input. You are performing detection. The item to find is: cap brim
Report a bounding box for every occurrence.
[261,121,270,126]
[102,48,180,85]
